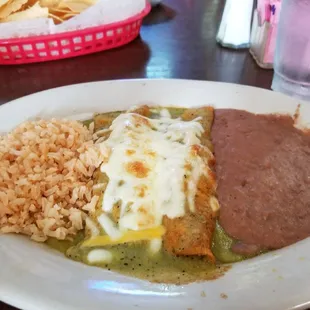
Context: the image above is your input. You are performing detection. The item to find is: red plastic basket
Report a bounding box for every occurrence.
[0,2,151,65]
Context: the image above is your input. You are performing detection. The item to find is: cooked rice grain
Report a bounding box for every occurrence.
[0,119,103,241]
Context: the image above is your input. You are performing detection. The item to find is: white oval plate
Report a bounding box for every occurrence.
[1,79,310,310]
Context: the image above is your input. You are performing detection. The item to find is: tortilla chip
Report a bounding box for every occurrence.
[19,0,36,8]
[49,6,74,13]
[57,0,96,12]
[62,0,96,5]
[58,1,88,12]
[39,0,59,8]
[62,12,76,19]
[48,11,63,23]
[0,0,10,9]
[2,2,48,21]
[0,0,28,19]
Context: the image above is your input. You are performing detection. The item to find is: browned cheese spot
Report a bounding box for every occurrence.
[126,149,136,156]
[135,184,148,198]
[125,161,149,178]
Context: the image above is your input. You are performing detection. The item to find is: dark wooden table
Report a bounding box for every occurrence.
[0,0,273,309]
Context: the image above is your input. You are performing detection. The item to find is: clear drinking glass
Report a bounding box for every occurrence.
[271,0,310,101]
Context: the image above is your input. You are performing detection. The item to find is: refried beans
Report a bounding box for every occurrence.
[212,109,310,256]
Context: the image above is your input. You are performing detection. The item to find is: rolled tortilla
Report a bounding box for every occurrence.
[162,107,218,263]
[92,106,218,263]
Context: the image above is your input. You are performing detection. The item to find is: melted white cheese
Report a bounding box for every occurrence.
[97,110,211,236]
[97,213,122,240]
[87,249,113,264]
[85,217,100,237]
[149,238,162,254]
[159,108,171,118]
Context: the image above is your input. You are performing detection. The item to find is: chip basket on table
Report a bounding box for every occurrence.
[0,2,151,65]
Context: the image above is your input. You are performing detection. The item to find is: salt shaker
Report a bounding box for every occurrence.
[216,0,254,49]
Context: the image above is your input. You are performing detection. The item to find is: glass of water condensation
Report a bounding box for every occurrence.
[271,0,310,101]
